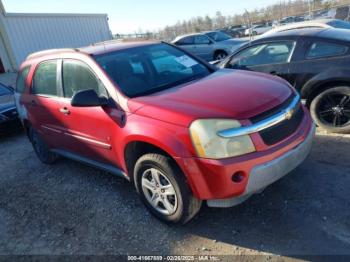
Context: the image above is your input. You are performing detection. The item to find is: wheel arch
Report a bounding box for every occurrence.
[213,49,228,59]
[122,135,193,185]
[302,79,350,107]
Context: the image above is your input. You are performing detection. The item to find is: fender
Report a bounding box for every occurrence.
[117,114,195,171]
[300,68,350,101]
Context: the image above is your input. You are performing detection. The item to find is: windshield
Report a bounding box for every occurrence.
[0,84,11,96]
[329,20,350,29]
[205,31,231,42]
[94,43,211,98]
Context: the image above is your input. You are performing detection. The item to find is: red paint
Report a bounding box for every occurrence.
[18,42,313,201]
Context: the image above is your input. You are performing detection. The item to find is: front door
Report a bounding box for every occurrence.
[57,59,122,165]
[193,35,214,60]
[225,40,296,84]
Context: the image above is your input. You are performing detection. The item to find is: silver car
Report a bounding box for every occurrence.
[172,31,246,61]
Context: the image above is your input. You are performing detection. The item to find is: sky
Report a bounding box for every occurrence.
[2,0,281,34]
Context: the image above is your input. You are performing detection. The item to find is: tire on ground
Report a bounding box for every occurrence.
[310,86,350,134]
[29,127,58,164]
[134,153,202,224]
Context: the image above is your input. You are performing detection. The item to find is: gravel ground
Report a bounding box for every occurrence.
[0,129,349,260]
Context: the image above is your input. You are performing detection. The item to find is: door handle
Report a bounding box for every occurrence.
[30,100,37,106]
[59,107,70,115]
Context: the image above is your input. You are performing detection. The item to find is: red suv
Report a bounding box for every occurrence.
[16,42,315,224]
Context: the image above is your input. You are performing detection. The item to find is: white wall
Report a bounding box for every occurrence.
[2,13,112,69]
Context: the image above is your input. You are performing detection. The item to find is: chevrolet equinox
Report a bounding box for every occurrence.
[15,42,315,224]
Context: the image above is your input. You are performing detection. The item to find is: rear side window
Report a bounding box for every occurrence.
[62,60,108,98]
[32,61,58,96]
[306,42,348,59]
[16,66,30,93]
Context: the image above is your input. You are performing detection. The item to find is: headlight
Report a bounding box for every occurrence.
[189,119,256,159]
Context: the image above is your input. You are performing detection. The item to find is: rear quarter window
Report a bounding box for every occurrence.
[16,66,30,93]
[306,42,348,59]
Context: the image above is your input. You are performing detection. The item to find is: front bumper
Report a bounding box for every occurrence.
[175,108,315,202]
[207,123,315,207]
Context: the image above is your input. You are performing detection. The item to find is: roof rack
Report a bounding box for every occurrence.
[26,48,79,60]
[91,39,123,46]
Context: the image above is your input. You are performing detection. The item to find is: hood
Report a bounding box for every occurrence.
[0,94,15,112]
[128,69,294,127]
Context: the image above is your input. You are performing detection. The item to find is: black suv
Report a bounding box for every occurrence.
[219,28,350,133]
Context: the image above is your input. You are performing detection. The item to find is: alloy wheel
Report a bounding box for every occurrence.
[141,168,178,216]
[318,93,350,127]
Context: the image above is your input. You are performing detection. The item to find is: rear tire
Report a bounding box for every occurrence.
[134,153,202,224]
[310,86,350,134]
[29,127,58,164]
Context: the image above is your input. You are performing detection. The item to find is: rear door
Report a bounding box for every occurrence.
[25,60,66,149]
[57,59,119,165]
[224,40,297,84]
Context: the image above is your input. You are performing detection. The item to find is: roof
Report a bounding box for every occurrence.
[172,33,203,42]
[3,12,108,18]
[262,19,350,36]
[255,27,350,43]
[26,41,161,60]
[79,41,160,56]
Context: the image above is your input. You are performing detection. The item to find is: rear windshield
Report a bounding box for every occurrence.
[0,83,11,96]
[94,43,211,98]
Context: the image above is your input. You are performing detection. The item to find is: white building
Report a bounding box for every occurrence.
[0,1,112,72]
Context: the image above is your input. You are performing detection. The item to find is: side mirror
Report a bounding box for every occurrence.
[71,89,108,107]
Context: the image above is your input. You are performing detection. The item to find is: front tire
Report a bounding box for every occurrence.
[134,153,202,224]
[29,127,58,164]
[310,86,350,133]
[214,51,228,61]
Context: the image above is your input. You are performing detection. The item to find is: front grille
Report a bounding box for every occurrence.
[250,96,304,146]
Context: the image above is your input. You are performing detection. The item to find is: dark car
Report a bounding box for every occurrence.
[0,83,20,135]
[219,28,350,133]
[220,25,246,38]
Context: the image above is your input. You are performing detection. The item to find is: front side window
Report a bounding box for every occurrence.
[94,43,211,98]
[228,41,295,67]
[194,35,211,45]
[306,42,348,59]
[32,60,58,96]
[16,66,30,93]
[62,60,108,98]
